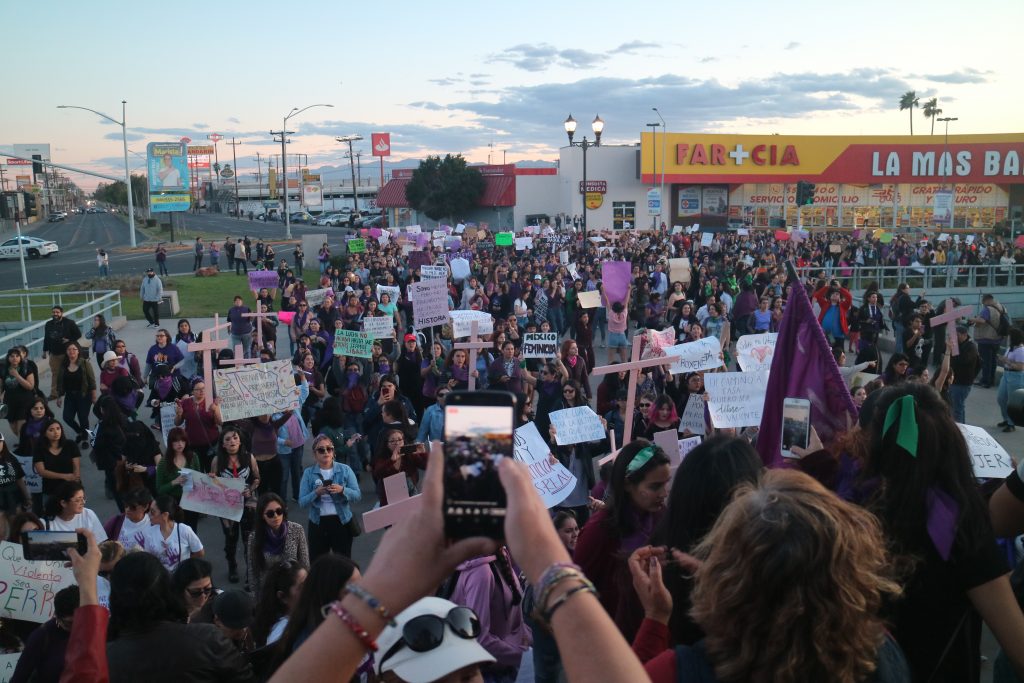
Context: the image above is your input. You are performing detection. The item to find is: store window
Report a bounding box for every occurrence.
[612,201,635,230]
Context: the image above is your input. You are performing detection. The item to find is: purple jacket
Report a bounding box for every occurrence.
[450,554,531,669]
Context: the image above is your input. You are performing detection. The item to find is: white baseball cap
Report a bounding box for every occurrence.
[374,597,494,683]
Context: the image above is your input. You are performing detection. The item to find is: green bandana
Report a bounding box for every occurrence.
[626,446,657,475]
[883,394,919,457]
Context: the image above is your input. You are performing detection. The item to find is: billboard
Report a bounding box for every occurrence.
[371,133,391,157]
[147,142,190,212]
[302,184,323,208]
[677,186,700,217]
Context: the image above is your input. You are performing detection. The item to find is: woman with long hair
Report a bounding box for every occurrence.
[444,347,476,391]
[173,379,222,469]
[156,426,202,529]
[251,560,308,648]
[631,469,908,682]
[43,480,107,541]
[32,418,80,503]
[8,510,42,544]
[2,347,37,437]
[172,557,214,622]
[560,339,591,401]
[882,352,912,385]
[86,313,117,374]
[642,395,678,439]
[370,429,427,506]
[0,432,29,515]
[247,493,310,598]
[299,434,361,560]
[143,494,203,572]
[273,553,359,662]
[210,425,260,584]
[92,394,128,510]
[575,439,671,641]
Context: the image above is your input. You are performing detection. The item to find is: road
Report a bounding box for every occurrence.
[0,212,341,290]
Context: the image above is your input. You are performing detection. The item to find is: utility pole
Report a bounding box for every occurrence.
[269,130,294,237]
[336,135,363,214]
[255,152,263,202]
[227,138,242,218]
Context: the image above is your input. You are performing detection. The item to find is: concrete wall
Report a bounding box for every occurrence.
[513,174,560,227]
[558,145,654,231]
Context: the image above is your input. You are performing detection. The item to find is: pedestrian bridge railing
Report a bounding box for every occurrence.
[0,290,123,357]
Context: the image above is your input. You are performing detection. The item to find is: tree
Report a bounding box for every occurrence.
[405,154,485,223]
[92,174,149,211]
[899,91,919,135]
[922,97,942,135]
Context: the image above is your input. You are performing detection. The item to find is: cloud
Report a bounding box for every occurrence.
[911,68,992,85]
[104,131,145,141]
[611,40,659,54]
[408,101,446,111]
[489,43,607,71]
[784,41,800,50]
[228,117,241,124]
[429,77,461,86]
[699,57,717,63]
[193,123,209,129]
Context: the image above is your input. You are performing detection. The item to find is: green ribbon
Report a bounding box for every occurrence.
[883,394,919,458]
[626,446,657,474]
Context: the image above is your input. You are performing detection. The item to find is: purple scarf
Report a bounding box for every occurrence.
[264,523,287,557]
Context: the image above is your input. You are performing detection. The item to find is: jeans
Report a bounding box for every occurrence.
[62,391,91,440]
[230,333,253,357]
[157,261,168,276]
[892,322,904,354]
[294,258,303,277]
[235,258,248,274]
[547,305,566,337]
[193,253,203,270]
[998,370,1024,426]
[308,514,353,560]
[279,446,303,500]
[98,264,108,277]
[948,384,971,423]
[47,353,64,399]
[142,300,160,326]
[979,342,999,386]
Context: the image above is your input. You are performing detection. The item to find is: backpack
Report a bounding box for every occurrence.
[996,306,1011,337]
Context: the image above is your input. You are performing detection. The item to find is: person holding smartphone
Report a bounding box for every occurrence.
[371,429,427,506]
[299,434,361,560]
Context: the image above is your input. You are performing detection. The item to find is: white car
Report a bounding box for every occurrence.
[0,236,58,259]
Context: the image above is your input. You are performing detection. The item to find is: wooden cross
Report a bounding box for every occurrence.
[362,472,422,532]
[929,298,974,356]
[242,309,279,355]
[453,320,491,391]
[188,314,229,408]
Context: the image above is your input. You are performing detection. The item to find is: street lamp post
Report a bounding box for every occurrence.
[271,103,333,239]
[652,107,667,229]
[563,114,603,240]
[646,121,661,229]
[938,116,958,230]
[57,100,137,247]
[336,135,363,219]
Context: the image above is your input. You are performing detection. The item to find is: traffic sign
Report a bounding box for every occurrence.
[647,188,662,216]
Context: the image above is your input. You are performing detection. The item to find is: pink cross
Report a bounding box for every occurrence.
[188,314,229,408]
[242,309,279,355]
[928,298,974,356]
[453,320,491,391]
[362,472,422,532]
[218,344,262,368]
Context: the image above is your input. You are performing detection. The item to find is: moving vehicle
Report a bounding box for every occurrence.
[0,236,58,259]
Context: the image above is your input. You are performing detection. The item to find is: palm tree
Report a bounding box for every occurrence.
[922,98,942,135]
[899,91,919,135]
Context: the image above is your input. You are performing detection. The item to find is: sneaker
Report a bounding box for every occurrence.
[998,421,1009,427]
[1003,425,1016,433]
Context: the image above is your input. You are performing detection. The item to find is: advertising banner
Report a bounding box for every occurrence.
[302,184,323,208]
[147,141,190,212]
[372,133,392,156]
[677,186,701,217]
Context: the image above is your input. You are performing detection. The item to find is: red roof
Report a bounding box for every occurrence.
[376,173,516,209]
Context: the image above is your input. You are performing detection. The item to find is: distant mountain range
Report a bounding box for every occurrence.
[313,159,557,183]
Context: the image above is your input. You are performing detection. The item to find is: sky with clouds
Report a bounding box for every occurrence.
[1,0,1020,190]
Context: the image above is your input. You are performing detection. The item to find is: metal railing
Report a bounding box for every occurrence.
[793,264,1024,292]
[0,290,122,357]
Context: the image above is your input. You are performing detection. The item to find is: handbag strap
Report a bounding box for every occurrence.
[926,610,969,683]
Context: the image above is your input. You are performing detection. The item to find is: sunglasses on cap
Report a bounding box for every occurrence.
[376,606,481,672]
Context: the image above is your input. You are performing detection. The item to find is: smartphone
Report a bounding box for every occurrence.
[22,530,87,562]
[781,397,811,458]
[443,390,516,540]
[400,443,424,456]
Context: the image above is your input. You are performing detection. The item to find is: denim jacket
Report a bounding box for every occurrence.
[299,462,361,524]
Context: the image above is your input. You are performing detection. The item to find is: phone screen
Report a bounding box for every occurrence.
[443,403,514,539]
[22,530,83,562]
[781,399,811,454]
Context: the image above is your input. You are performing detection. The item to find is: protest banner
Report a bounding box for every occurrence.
[513,422,577,508]
[449,257,471,282]
[421,264,448,280]
[362,315,395,339]
[449,310,493,338]
[455,223,466,233]
[410,278,450,329]
[522,332,558,358]
[376,284,400,303]
[444,238,463,251]
[408,250,432,271]
[277,310,295,326]
[577,290,603,308]
[705,371,770,428]
[159,403,177,448]
[0,653,19,682]
[644,328,676,358]
[495,232,514,247]
[304,287,332,307]
[213,359,301,421]
[679,395,706,436]
[432,238,444,248]
[0,541,76,623]
[679,436,701,460]
[348,238,366,253]
[334,329,374,358]
[736,333,778,373]
[549,406,606,446]
[602,261,631,303]
[514,236,534,251]
[14,455,41,494]
[248,270,278,291]
[179,469,246,522]
[432,229,446,238]
[957,424,1014,478]
[663,337,723,373]
[559,251,569,265]
[653,431,702,468]
[478,240,494,250]
[567,263,580,280]
[406,225,422,234]
[668,257,691,285]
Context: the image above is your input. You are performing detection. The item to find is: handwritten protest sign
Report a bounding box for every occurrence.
[513,422,576,508]
[736,333,778,373]
[700,232,713,247]
[663,337,723,374]
[408,250,432,271]
[334,329,374,358]
[643,328,676,358]
[957,424,1014,478]
[248,270,278,291]
[376,284,400,303]
[213,359,301,421]
[421,265,448,280]
[15,455,41,494]
[0,541,76,623]
[0,653,19,682]
[705,371,769,428]
[348,238,366,253]
[559,251,569,265]
[549,406,606,445]
[410,278,450,329]
[449,310,493,338]
[362,316,395,339]
[679,436,701,460]
[679,395,706,436]
[179,469,246,522]
[514,236,534,251]
[577,290,603,308]
[668,258,691,285]
[653,430,702,468]
[495,232,514,247]
[304,287,332,307]
[159,403,177,448]
[522,333,558,358]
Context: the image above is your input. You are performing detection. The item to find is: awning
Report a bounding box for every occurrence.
[376,178,410,208]
[375,174,516,208]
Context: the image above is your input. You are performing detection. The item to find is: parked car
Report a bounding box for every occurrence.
[47,214,64,222]
[315,213,346,226]
[289,211,314,224]
[0,236,58,259]
[360,215,386,230]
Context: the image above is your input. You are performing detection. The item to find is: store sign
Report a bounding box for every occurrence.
[372,132,391,157]
[579,180,607,193]
[585,192,603,209]
[187,145,214,156]
[5,159,30,166]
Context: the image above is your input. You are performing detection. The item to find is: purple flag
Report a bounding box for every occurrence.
[602,261,632,304]
[756,281,858,468]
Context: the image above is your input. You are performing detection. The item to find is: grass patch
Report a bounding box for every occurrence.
[109,213,226,244]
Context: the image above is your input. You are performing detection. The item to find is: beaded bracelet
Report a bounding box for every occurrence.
[534,568,585,617]
[535,562,582,590]
[322,600,378,652]
[542,582,597,624]
[345,584,396,626]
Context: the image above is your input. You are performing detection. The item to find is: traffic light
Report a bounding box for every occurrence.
[795,181,816,206]
[22,192,37,217]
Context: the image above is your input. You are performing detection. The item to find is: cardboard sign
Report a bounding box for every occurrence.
[248,270,279,291]
[668,257,691,285]
[577,290,603,308]
[559,251,569,265]
[513,422,577,508]
[180,469,246,522]
[679,436,702,460]
[449,310,493,338]
[679,395,706,436]
[663,337,723,374]
[15,455,41,494]
[376,284,400,303]
[0,541,76,623]
[522,332,558,358]
[305,287,332,307]
[213,359,301,421]
[705,371,770,428]
[549,406,606,445]
[410,278,450,329]
[653,430,702,468]
[514,236,534,251]
[736,333,778,373]
[362,316,395,339]
[421,265,448,280]
[333,329,374,358]
[957,423,1014,478]
[0,653,19,682]
[700,232,713,247]
[159,403,177,448]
